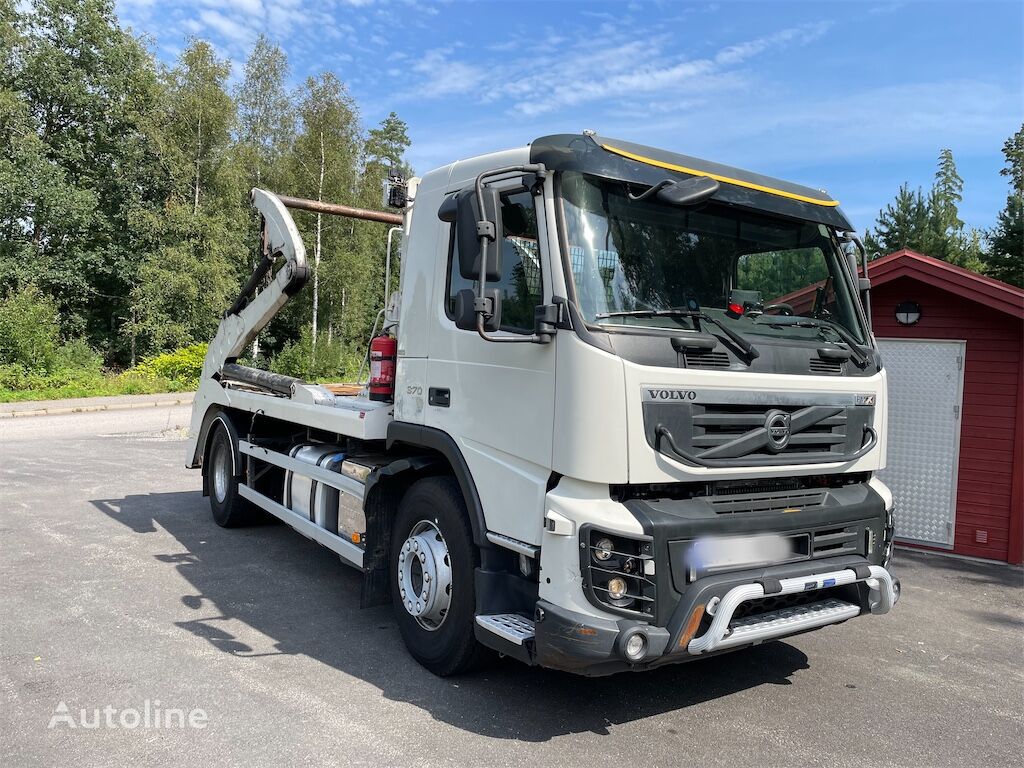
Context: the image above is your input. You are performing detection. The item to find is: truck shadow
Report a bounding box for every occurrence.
[91,490,811,741]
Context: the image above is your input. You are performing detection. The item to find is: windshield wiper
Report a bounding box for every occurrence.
[754,315,869,367]
[595,308,760,362]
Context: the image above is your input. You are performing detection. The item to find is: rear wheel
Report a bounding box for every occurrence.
[207,421,257,528]
[390,477,492,676]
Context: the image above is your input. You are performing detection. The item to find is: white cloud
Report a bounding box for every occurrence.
[714,21,832,66]
[409,47,488,98]
[396,21,835,119]
[198,9,256,45]
[199,0,265,15]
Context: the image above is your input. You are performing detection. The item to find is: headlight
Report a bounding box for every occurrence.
[581,528,656,618]
[593,537,614,562]
[623,631,648,662]
[607,577,628,600]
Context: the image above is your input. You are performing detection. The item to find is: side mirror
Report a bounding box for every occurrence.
[456,187,502,281]
[455,288,501,332]
[657,176,720,206]
[629,176,720,206]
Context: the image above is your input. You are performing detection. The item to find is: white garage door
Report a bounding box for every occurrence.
[876,339,965,547]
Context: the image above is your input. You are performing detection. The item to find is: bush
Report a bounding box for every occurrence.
[0,337,199,401]
[54,338,104,374]
[133,344,207,388]
[270,329,362,382]
[0,286,61,371]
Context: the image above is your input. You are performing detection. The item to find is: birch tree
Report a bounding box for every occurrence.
[289,74,359,351]
[235,35,293,361]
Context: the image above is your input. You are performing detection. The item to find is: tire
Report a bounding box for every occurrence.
[206,422,258,528]
[390,476,492,676]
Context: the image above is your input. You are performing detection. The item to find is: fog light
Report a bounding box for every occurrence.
[624,631,647,662]
[607,577,628,600]
[593,537,614,562]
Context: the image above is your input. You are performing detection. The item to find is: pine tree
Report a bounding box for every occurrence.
[864,184,932,257]
[866,150,984,271]
[926,148,964,261]
[982,124,1024,287]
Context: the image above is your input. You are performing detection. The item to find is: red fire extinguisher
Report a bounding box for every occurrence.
[368,334,397,402]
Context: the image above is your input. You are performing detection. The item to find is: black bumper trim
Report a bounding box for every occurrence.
[533,554,882,676]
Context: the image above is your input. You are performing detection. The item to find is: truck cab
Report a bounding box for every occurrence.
[186,132,899,676]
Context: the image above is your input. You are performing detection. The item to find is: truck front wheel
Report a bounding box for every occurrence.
[390,477,491,676]
[206,421,257,528]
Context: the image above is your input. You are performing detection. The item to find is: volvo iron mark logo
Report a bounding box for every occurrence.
[764,410,792,452]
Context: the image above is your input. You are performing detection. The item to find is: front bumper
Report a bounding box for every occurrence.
[533,557,899,676]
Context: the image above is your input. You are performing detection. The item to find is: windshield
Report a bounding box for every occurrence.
[558,172,866,344]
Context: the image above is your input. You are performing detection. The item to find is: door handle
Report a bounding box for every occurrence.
[428,387,450,407]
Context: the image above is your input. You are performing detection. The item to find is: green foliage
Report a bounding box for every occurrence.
[0,285,61,371]
[0,0,416,397]
[981,124,1024,287]
[235,35,294,192]
[1,0,167,358]
[270,328,362,382]
[864,183,932,257]
[0,364,189,402]
[865,150,985,273]
[133,344,207,388]
[737,248,829,302]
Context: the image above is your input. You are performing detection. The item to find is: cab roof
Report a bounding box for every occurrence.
[528,133,853,231]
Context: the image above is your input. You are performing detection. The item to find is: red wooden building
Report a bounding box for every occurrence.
[866,249,1024,564]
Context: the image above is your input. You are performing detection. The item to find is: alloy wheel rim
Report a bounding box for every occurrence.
[397,520,453,631]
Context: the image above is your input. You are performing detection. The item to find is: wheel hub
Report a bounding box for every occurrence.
[397,521,453,630]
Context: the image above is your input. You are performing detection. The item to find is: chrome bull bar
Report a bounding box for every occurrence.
[688,565,897,655]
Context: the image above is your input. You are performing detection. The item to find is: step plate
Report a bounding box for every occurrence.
[723,598,861,648]
[476,614,535,645]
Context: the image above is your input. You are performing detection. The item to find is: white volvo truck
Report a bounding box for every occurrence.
[185,133,899,676]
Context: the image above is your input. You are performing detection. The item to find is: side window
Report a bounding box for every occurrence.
[447,189,542,333]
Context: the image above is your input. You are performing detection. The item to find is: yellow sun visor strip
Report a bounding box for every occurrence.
[600,143,840,208]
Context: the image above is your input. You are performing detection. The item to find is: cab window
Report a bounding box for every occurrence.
[446,189,542,333]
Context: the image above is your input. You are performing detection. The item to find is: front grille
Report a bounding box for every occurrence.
[693,403,847,457]
[811,525,860,557]
[641,389,876,465]
[707,487,827,515]
[684,351,731,369]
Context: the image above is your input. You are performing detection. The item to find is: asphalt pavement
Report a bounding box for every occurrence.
[1,404,1022,767]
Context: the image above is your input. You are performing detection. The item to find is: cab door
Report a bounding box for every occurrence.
[424,182,556,547]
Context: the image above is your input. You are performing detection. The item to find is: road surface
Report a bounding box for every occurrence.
[2,405,1021,767]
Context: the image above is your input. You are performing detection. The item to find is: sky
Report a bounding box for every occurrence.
[114,0,1023,231]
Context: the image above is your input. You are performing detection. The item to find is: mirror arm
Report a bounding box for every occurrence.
[472,163,552,344]
[846,232,873,330]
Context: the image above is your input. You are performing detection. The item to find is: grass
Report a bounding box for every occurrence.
[0,344,204,403]
[0,366,194,404]
[0,374,191,403]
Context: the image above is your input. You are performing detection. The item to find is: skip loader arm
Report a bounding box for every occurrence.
[200,188,309,384]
